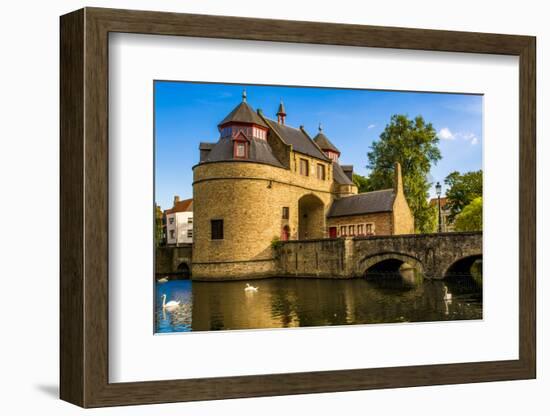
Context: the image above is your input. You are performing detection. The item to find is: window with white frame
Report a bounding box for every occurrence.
[235,142,246,157]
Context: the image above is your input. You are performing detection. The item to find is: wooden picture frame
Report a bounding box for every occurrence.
[60,7,536,408]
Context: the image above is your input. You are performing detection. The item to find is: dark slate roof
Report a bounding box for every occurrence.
[327,189,396,217]
[340,165,354,181]
[218,102,268,128]
[264,119,329,161]
[332,163,354,185]
[200,137,284,168]
[199,142,216,150]
[313,131,340,153]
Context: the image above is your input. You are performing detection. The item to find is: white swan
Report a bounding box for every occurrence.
[162,293,180,309]
[244,283,259,292]
[443,285,452,301]
[157,277,168,283]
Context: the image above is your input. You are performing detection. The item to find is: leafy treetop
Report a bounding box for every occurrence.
[366,114,442,233]
[444,170,483,221]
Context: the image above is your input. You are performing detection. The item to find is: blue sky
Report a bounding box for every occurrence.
[155,81,482,211]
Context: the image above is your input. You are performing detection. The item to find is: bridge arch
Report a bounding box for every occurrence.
[177,262,191,278]
[361,251,424,276]
[443,254,482,279]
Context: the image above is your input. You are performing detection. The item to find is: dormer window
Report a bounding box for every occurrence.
[233,131,248,159]
[326,151,339,162]
[235,142,246,158]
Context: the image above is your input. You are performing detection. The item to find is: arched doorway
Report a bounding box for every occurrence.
[281,225,290,241]
[298,194,325,240]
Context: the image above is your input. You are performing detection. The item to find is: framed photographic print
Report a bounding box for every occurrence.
[60,7,536,408]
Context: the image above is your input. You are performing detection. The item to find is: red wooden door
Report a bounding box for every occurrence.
[329,227,337,238]
[281,226,290,241]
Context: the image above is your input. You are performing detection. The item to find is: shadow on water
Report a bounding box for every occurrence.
[155,263,483,333]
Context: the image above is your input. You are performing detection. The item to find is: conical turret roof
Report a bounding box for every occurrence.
[218,92,268,128]
[313,124,340,153]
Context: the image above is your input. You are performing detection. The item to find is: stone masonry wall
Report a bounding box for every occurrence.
[192,158,334,279]
[155,245,192,274]
[351,232,482,278]
[277,238,353,278]
[192,259,277,280]
[392,193,415,234]
[276,232,482,279]
[157,232,482,280]
[391,163,415,234]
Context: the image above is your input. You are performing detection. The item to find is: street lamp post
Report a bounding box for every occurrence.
[436,181,442,233]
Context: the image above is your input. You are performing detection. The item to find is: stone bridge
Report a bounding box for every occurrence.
[155,244,192,277]
[276,232,482,279]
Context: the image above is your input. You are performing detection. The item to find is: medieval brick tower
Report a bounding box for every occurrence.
[192,92,413,280]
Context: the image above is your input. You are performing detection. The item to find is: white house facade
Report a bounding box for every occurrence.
[165,197,193,245]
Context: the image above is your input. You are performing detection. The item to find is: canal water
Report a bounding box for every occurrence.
[155,274,482,333]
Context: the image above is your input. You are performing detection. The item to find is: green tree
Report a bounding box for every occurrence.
[155,204,164,247]
[454,197,482,231]
[352,173,374,193]
[366,114,442,233]
[444,170,483,221]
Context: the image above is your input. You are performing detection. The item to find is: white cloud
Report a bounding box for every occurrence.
[438,127,455,140]
[439,128,479,145]
[367,124,376,129]
[461,132,479,145]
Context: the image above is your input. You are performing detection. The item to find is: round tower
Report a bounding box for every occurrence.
[193,93,286,280]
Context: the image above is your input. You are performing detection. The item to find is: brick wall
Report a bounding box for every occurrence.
[326,212,393,236]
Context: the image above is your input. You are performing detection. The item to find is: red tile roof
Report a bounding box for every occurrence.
[165,198,193,215]
[429,197,448,208]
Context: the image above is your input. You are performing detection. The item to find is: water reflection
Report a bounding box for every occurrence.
[155,275,482,333]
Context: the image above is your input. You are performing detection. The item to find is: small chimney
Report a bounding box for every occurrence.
[276,100,286,125]
[394,162,404,194]
[173,195,180,206]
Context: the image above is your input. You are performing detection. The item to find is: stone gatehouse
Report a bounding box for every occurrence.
[192,92,414,280]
